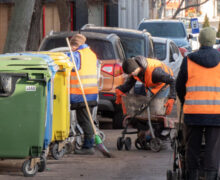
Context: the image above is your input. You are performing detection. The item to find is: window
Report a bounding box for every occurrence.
[153,42,166,61]
[120,37,145,59]
[139,22,186,38]
[86,39,115,60]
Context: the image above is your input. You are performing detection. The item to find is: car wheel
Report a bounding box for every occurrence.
[112,104,124,129]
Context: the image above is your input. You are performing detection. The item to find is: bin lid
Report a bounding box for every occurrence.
[18,53,59,77]
[34,52,74,69]
[0,54,52,78]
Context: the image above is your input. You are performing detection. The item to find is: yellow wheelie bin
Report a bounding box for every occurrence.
[35,52,73,160]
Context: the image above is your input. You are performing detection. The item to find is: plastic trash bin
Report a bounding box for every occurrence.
[36,52,73,160]
[0,55,51,177]
[20,53,58,152]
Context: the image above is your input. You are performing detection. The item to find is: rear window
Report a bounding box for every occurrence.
[139,22,186,38]
[40,37,115,60]
[120,37,145,59]
[40,38,67,50]
[153,42,166,61]
[86,39,115,60]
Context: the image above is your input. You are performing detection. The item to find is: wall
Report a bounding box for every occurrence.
[118,0,149,29]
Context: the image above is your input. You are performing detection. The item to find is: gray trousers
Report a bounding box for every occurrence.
[185,125,220,172]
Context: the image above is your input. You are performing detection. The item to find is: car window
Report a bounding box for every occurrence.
[169,42,179,62]
[153,42,166,61]
[41,37,67,50]
[120,37,145,59]
[147,37,155,58]
[86,39,115,60]
[139,22,186,38]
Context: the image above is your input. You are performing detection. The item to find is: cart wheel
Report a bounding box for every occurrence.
[22,159,38,177]
[74,135,83,150]
[150,138,162,152]
[124,137,132,151]
[117,137,124,150]
[135,139,142,150]
[38,155,46,172]
[51,143,65,160]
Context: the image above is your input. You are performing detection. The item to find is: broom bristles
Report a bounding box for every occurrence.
[96,143,112,158]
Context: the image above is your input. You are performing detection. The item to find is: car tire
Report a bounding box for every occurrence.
[112,104,124,129]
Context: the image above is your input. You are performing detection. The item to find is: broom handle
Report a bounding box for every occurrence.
[66,38,97,135]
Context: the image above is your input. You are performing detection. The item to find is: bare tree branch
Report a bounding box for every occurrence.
[172,0,210,19]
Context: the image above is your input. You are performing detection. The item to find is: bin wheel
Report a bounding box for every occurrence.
[51,143,65,160]
[38,155,46,172]
[22,159,38,177]
[124,137,132,151]
[150,138,162,152]
[117,137,124,150]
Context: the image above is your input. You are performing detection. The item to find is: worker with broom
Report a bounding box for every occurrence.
[67,34,99,155]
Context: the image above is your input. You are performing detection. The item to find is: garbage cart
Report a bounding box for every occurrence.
[0,55,51,177]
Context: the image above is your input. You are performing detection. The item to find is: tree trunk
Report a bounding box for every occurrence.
[157,0,166,19]
[4,0,37,53]
[26,0,43,51]
[56,0,71,31]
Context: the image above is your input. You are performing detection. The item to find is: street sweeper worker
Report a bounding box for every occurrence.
[176,27,220,180]
[115,56,176,116]
[67,34,99,155]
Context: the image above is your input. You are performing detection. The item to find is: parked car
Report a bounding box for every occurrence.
[138,19,193,52]
[81,24,155,59]
[38,31,127,129]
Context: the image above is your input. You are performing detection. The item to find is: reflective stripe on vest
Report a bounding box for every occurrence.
[70,47,98,98]
[144,58,172,94]
[183,58,220,114]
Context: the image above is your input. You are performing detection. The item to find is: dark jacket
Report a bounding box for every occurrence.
[117,57,176,99]
[176,46,220,126]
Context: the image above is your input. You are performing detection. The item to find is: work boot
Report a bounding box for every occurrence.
[74,147,95,155]
[204,171,218,180]
[74,138,95,155]
[186,169,199,180]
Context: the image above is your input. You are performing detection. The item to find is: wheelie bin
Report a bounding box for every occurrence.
[36,52,73,160]
[0,54,51,177]
[19,53,58,153]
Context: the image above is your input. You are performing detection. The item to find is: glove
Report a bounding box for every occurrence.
[115,89,126,104]
[164,99,175,115]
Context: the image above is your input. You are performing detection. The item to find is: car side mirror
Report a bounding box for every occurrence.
[171,53,178,62]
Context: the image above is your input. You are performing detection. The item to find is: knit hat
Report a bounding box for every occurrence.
[122,58,139,74]
[70,34,86,47]
[199,27,216,47]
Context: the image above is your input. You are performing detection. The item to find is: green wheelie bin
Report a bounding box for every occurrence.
[0,55,51,177]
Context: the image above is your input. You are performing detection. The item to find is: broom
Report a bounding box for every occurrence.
[66,38,112,158]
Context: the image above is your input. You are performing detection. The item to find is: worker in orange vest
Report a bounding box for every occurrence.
[176,27,220,180]
[115,55,176,116]
[67,34,99,155]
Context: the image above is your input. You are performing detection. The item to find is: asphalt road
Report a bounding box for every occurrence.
[0,129,174,180]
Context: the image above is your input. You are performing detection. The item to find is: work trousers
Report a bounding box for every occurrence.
[76,107,94,140]
[185,125,220,172]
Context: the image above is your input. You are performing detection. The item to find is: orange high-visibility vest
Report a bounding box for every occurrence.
[70,47,98,103]
[184,58,220,114]
[133,58,173,94]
